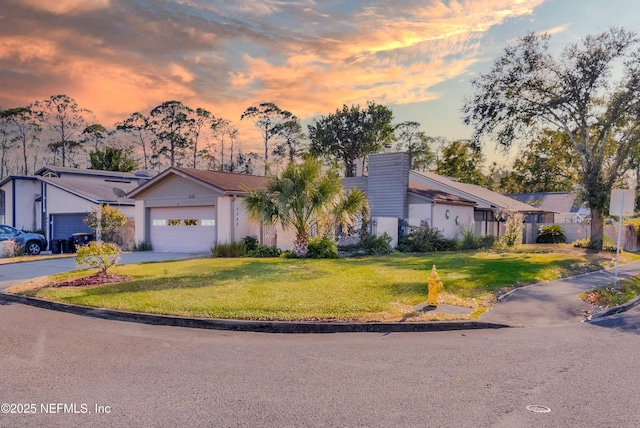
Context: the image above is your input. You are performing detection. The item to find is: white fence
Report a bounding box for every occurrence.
[525,223,638,251]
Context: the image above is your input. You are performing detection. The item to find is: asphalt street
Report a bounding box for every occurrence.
[1,254,640,426]
[1,302,639,427]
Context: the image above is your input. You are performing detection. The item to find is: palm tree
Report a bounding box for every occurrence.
[244,157,368,257]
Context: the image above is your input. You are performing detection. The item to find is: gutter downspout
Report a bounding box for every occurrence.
[231,195,237,243]
[431,200,435,228]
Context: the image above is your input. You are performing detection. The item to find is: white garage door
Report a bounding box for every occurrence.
[149,206,216,252]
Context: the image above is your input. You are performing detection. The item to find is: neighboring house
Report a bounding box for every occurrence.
[342,152,543,245]
[506,192,590,224]
[0,166,150,248]
[127,167,296,252]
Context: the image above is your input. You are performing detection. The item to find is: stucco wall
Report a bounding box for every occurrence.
[12,180,40,231]
[46,185,95,214]
[371,216,399,247]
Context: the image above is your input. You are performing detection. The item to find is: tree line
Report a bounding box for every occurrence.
[0,95,567,194]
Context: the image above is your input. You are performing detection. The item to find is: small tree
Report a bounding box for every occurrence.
[76,241,122,274]
[244,157,368,257]
[497,211,524,247]
[84,204,127,243]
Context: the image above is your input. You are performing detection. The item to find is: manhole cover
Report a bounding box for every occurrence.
[526,405,551,413]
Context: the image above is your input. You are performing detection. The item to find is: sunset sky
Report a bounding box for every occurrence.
[1,0,639,158]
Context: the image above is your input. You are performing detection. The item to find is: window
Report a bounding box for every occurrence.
[168,219,182,226]
[184,219,198,226]
[152,219,167,226]
[201,219,215,226]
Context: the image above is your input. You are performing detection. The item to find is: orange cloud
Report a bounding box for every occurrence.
[18,0,111,15]
[0,0,548,157]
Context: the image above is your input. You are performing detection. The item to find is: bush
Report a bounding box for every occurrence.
[242,236,259,252]
[536,224,567,244]
[397,225,458,253]
[212,241,247,257]
[84,204,127,243]
[573,237,619,252]
[459,225,495,250]
[307,236,339,259]
[133,240,152,251]
[247,244,281,258]
[76,241,122,273]
[362,233,394,255]
[500,212,524,247]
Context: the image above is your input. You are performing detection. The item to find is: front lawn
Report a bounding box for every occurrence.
[12,246,636,321]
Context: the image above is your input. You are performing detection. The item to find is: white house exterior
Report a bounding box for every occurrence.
[342,152,541,244]
[127,167,296,252]
[0,166,146,248]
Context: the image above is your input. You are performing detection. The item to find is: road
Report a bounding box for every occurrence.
[1,302,639,427]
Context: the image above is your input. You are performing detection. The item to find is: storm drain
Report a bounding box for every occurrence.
[526,405,551,413]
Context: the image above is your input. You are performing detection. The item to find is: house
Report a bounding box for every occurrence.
[0,166,150,248]
[127,167,296,252]
[342,152,543,245]
[506,192,589,224]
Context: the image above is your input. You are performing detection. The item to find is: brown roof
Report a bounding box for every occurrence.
[409,183,476,205]
[172,168,268,193]
[410,171,542,212]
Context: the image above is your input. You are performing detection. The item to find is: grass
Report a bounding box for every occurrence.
[11,245,638,322]
[579,276,640,308]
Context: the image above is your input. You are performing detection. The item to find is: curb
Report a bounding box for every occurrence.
[0,293,510,334]
[590,295,640,320]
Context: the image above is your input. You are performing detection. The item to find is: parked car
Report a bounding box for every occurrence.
[0,225,48,255]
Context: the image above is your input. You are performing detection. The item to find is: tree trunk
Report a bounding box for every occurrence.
[292,234,309,258]
[589,206,604,250]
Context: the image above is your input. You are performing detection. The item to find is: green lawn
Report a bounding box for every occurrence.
[13,246,636,321]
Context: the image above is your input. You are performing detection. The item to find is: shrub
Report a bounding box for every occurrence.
[133,240,153,251]
[84,204,127,243]
[536,225,566,244]
[500,212,524,247]
[307,236,339,259]
[460,224,495,250]
[14,243,25,257]
[212,241,247,257]
[573,237,619,252]
[247,244,281,258]
[397,225,458,252]
[362,233,394,255]
[242,236,259,252]
[76,241,122,274]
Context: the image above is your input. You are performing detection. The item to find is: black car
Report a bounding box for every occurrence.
[0,225,48,255]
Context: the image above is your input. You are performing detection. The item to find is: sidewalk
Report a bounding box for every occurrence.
[479,259,640,327]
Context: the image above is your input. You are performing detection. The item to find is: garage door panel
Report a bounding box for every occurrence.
[150,206,215,252]
[51,214,92,240]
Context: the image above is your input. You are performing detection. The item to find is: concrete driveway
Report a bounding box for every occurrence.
[480,260,640,327]
[0,252,204,291]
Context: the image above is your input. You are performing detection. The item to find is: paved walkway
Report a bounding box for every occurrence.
[479,259,640,327]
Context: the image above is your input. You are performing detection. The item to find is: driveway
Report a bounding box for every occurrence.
[480,260,640,327]
[0,252,204,291]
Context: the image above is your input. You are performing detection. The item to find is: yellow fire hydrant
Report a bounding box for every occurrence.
[427,265,443,307]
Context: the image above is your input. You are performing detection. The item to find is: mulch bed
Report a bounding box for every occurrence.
[48,272,132,288]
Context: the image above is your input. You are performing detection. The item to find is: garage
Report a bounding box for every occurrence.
[50,213,93,240]
[149,206,216,252]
